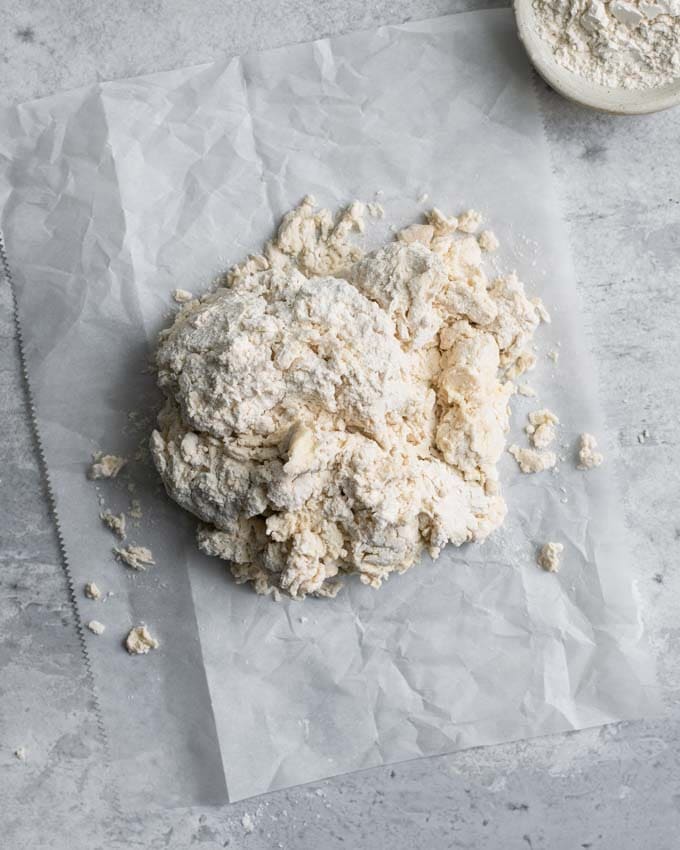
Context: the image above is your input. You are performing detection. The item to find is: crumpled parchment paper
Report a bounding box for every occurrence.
[0,9,658,806]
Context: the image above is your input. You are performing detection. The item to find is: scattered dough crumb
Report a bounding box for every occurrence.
[509,445,557,473]
[87,620,106,635]
[417,192,429,203]
[517,384,537,398]
[84,582,101,600]
[525,409,559,449]
[478,230,499,252]
[506,350,536,379]
[114,545,155,571]
[532,299,551,324]
[88,454,126,480]
[241,813,255,834]
[129,499,143,520]
[457,209,483,233]
[367,202,384,219]
[547,349,559,363]
[14,747,27,761]
[100,510,126,538]
[637,428,650,444]
[172,288,194,303]
[125,625,159,655]
[537,542,563,573]
[577,433,603,470]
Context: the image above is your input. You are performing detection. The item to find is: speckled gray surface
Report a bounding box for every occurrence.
[1,2,679,848]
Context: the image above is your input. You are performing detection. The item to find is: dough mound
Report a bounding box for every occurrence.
[151,198,545,599]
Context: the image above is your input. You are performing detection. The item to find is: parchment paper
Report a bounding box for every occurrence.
[0,9,658,806]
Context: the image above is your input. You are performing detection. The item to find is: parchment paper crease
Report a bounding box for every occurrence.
[0,9,657,806]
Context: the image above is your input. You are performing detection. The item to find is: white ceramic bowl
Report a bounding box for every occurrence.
[514,0,680,115]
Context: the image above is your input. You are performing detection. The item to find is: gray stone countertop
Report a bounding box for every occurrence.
[1,2,679,848]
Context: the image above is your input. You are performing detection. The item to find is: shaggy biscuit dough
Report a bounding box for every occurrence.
[151,199,547,598]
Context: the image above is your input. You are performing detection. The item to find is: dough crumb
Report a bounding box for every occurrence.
[84,582,101,600]
[100,510,126,539]
[367,202,384,219]
[478,229,499,252]
[537,542,563,573]
[417,192,429,203]
[114,545,155,571]
[172,288,194,303]
[517,384,537,398]
[125,625,159,654]
[426,207,458,233]
[547,349,559,363]
[532,298,551,324]
[577,433,603,470]
[457,209,483,233]
[14,746,27,761]
[87,620,106,635]
[88,454,126,480]
[509,445,557,473]
[525,409,559,449]
[241,813,255,834]
[129,499,143,520]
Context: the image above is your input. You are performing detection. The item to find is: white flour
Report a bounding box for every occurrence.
[533,0,680,89]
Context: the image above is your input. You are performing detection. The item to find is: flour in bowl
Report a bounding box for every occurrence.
[533,0,680,89]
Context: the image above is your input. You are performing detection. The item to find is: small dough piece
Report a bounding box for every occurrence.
[14,747,27,761]
[577,432,603,469]
[478,230,499,252]
[100,510,126,538]
[537,542,563,573]
[88,454,126,480]
[547,349,559,363]
[129,499,143,519]
[367,202,384,219]
[525,409,559,449]
[172,288,194,303]
[84,582,101,600]
[126,625,159,655]
[114,545,155,571]
[457,209,483,233]
[87,620,106,635]
[508,445,557,473]
[517,384,537,398]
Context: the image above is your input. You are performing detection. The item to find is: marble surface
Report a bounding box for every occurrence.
[1,2,679,848]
